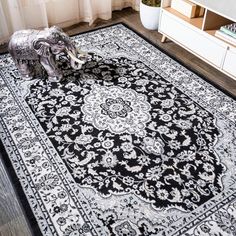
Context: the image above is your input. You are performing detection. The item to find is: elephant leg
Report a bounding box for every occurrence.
[40,56,63,82]
[14,59,34,80]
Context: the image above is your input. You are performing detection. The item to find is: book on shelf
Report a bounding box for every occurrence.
[215,30,236,46]
[220,23,236,39]
[196,6,205,17]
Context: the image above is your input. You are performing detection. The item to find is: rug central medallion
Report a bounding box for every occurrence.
[26,55,225,211]
[81,85,151,137]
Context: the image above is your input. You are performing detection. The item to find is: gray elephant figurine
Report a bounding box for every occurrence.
[8,26,86,81]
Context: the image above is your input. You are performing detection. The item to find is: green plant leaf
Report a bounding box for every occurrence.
[142,0,161,7]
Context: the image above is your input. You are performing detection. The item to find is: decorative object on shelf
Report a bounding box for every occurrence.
[215,29,236,46]
[0,23,235,236]
[140,0,161,30]
[8,26,87,82]
[171,0,204,18]
[220,22,236,39]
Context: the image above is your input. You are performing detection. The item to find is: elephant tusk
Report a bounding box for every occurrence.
[76,47,88,56]
[67,50,85,64]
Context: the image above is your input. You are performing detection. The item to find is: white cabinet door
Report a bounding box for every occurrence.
[159,10,227,67]
[222,48,236,79]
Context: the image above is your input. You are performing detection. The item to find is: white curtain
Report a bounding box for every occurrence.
[0,0,139,44]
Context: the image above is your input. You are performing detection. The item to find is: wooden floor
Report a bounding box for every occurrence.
[0,7,236,236]
[0,153,32,236]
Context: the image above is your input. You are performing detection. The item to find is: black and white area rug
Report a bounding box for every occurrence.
[0,23,236,236]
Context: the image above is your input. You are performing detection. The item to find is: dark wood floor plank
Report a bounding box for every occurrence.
[0,156,32,236]
[0,216,32,236]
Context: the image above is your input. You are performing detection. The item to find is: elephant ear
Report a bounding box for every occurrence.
[33,39,51,57]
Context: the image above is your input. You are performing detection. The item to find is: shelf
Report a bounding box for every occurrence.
[205,30,236,48]
[202,10,232,31]
[163,7,204,30]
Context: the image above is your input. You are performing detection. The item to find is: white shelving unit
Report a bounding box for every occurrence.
[158,0,236,80]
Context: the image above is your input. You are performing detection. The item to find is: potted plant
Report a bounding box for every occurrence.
[140,0,161,30]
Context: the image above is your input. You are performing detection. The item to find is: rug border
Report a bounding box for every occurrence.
[0,22,235,236]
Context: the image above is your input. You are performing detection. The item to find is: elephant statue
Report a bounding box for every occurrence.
[8,26,86,81]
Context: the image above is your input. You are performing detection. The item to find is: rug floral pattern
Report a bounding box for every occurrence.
[26,55,225,213]
[82,84,151,136]
[0,24,236,236]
